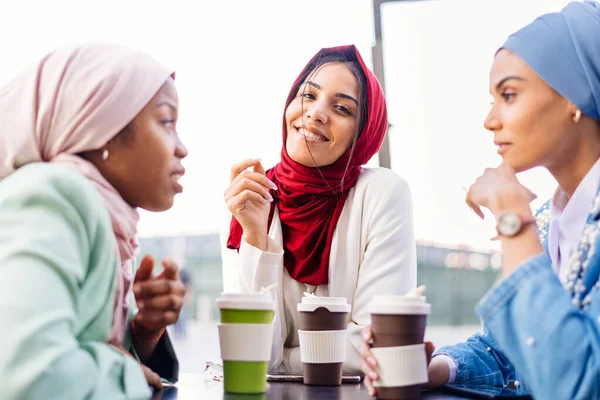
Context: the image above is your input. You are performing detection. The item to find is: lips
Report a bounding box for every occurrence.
[295,126,329,142]
[171,169,185,193]
[494,142,512,155]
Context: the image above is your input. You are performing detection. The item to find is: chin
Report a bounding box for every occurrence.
[503,157,535,174]
[143,197,175,212]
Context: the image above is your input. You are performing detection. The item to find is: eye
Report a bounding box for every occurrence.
[300,91,316,100]
[335,105,352,116]
[162,120,176,130]
[502,92,516,101]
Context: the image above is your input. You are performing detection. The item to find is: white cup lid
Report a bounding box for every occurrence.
[369,295,431,315]
[217,292,275,311]
[297,293,351,313]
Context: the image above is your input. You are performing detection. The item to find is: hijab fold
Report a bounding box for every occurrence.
[0,42,174,345]
[228,45,387,286]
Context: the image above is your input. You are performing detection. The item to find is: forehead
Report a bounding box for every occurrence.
[490,50,535,86]
[307,62,359,95]
[151,78,178,105]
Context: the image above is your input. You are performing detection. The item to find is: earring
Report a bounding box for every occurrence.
[102,149,109,161]
[574,109,582,123]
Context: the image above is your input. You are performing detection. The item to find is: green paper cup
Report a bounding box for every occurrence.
[217,293,275,394]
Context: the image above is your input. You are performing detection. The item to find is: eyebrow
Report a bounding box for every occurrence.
[494,76,526,92]
[155,101,178,113]
[304,81,359,105]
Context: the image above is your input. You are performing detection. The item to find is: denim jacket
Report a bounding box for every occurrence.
[435,186,600,399]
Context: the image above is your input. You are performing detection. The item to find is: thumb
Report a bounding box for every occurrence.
[253,161,266,175]
[134,254,155,283]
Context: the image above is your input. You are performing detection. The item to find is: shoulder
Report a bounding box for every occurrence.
[355,167,411,197]
[0,163,103,207]
[0,163,110,232]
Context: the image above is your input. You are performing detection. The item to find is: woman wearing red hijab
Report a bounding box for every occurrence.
[221,45,416,374]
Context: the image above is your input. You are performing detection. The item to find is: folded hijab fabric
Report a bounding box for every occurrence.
[501,0,600,120]
[0,42,173,345]
[228,45,388,286]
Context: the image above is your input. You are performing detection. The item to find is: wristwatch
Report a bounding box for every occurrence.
[494,211,536,239]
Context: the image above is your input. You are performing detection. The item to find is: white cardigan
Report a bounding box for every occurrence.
[220,167,416,374]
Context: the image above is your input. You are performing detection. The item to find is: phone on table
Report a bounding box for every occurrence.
[266,373,361,383]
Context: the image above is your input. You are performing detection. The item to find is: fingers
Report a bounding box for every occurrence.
[159,258,179,281]
[134,255,155,283]
[465,191,485,219]
[142,365,163,390]
[135,310,180,328]
[253,161,266,175]
[361,325,372,341]
[226,187,272,213]
[425,341,436,365]
[134,279,186,300]
[362,368,377,397]
[230,158,263,182]
[225,172,275,203]
[138,293,183,312]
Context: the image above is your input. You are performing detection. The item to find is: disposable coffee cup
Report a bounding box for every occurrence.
[297,294,351,386]
[369,295,431,400]
[217,293,275,394]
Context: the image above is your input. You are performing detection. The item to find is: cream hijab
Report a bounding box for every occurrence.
[0,42,174,344]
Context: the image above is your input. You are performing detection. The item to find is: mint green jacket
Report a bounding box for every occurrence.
[0,163,158,399]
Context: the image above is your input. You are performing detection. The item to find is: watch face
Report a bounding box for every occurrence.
[498,213,521,237]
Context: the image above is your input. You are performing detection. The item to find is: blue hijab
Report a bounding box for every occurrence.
[501,1,600,120]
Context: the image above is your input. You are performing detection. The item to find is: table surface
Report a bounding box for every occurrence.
[151,374,476,400]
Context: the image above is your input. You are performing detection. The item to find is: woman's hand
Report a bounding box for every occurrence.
[359,325,440,397]
[133,255,186,332]
[132,255,186,361]
[465,162,536,220]
[110,344,162,390]
[224,158,276,250]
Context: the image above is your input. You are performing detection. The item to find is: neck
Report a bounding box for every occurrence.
[548,128,600,198]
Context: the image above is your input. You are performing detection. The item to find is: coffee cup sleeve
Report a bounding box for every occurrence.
[371,344,428,387]
[298,329,347,364]
[218,323,274,362]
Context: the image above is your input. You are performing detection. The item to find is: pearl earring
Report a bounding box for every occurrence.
[102,149,109,161]
[574,109,582,123]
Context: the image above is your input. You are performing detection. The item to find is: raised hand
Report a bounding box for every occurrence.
[224,158,277,250]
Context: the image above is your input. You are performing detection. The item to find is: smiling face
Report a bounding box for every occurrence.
[485,49,579,173]
[285,62,360,167]
[85,78,188,211]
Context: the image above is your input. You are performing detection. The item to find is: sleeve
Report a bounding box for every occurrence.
[0,175,151,400]
[433,326,517,387]
[345,174,418,374]
[125,296,179,383]
[475,252,600,399]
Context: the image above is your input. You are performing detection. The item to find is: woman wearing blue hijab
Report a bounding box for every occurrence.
[361,1,600,398]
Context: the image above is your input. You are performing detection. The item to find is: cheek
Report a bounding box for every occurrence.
[333,122,357,150]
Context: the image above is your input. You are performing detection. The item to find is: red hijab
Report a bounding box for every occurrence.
[227,45,387,285]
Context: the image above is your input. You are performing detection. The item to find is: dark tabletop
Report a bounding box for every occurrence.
[151,374,490,400]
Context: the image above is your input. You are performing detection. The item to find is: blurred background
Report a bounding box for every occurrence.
[0,0,574,373]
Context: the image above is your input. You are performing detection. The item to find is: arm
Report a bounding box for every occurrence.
[433,327,518,387]
[0,170,150,400]
[476,253,600,399]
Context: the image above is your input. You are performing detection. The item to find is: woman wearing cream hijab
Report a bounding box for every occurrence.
[0,43,188,399]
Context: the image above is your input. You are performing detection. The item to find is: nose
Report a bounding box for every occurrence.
[484,105,501,133]
[305,100,329,124]
[175,134,188,159]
